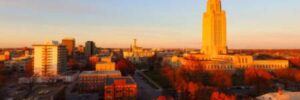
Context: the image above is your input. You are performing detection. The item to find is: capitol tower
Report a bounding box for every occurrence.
[201,0,227,56]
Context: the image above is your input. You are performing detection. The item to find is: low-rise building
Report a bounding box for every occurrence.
[123,39,154,63]
[104,76,137,100]
[95,62,115,71]
[95,55,116,71]
[79,71,122,93]
[163,54,289,71]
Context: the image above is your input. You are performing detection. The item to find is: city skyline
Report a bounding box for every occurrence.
[0,0,299,49]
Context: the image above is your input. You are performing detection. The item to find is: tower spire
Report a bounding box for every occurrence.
[202,0,227,56]
[207,0,222,12]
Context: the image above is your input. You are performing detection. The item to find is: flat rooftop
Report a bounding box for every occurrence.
[106,76,136,85]
[80,70,121,75]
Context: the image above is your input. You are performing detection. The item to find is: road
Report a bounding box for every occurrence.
[134,71,162,100]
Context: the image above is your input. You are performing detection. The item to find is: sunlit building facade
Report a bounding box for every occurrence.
[62,38,75,56]
[202,0,227,56]
[123,39,154,63]
[104,76,137,100]
[163,0,289,71]
[96,55,116,71]
[33,41,67,76]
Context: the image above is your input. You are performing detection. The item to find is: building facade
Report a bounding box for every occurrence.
[96,55,116,71]
[104,76,137,100]
[62,38,75,56]
[85,41,97,57]
[123,39,154,63]
[202,0,227,56]
[33,41,67,76]
[79,71,122,93]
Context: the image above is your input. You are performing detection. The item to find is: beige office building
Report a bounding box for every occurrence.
[33,41,67,76]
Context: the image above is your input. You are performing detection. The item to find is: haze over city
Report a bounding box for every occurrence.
[0,0,299,49]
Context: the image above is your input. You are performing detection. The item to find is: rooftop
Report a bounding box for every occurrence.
[106,76,136,85]
[80,70,121,75]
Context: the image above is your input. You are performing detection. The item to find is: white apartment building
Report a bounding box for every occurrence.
[33,41,67,76]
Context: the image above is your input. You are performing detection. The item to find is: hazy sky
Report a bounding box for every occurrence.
[0,0,299,49]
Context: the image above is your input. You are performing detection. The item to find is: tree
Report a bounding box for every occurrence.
[273,69,295,81]
[187,82,199,99]
[156,96,174,100]
[274,69,300,83]
[244,68,273,93]
[211,71,232,88]
[290,57,300,68]
[116,58,135,76]
[211,91,236,100]
[67,58,79,70]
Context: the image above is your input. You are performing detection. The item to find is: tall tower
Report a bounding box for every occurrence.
[201,0,227,56]
[85,41,97,57]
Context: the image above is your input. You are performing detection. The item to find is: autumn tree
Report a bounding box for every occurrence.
[274,69,300,83]
[156,96,174,100]
[211,91,236,100]
[116,58,135,76]
[244,68,273,93]
[273,69,295,81]
[67,58,79,70]
[290,57,300,67]
[211,71,232,88]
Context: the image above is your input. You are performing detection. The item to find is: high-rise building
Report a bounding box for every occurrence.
[33,41,67,76]
[62,38,75,56]
[85,41,97,57]
[202,0,227,56]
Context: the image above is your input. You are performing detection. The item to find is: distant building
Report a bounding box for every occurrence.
[4,57,32,72]
[123,39,154,63]
[104,76,137,100]
[85,41,97,57]
[62,38,76,56]
[33,41,67,76]
[95,62,115,71]
[96,54,116,71]
[79,71,122,93]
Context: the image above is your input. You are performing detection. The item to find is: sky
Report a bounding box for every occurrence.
[0,0,299,49]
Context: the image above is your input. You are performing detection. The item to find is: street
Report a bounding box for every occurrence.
[134,71,162,100]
